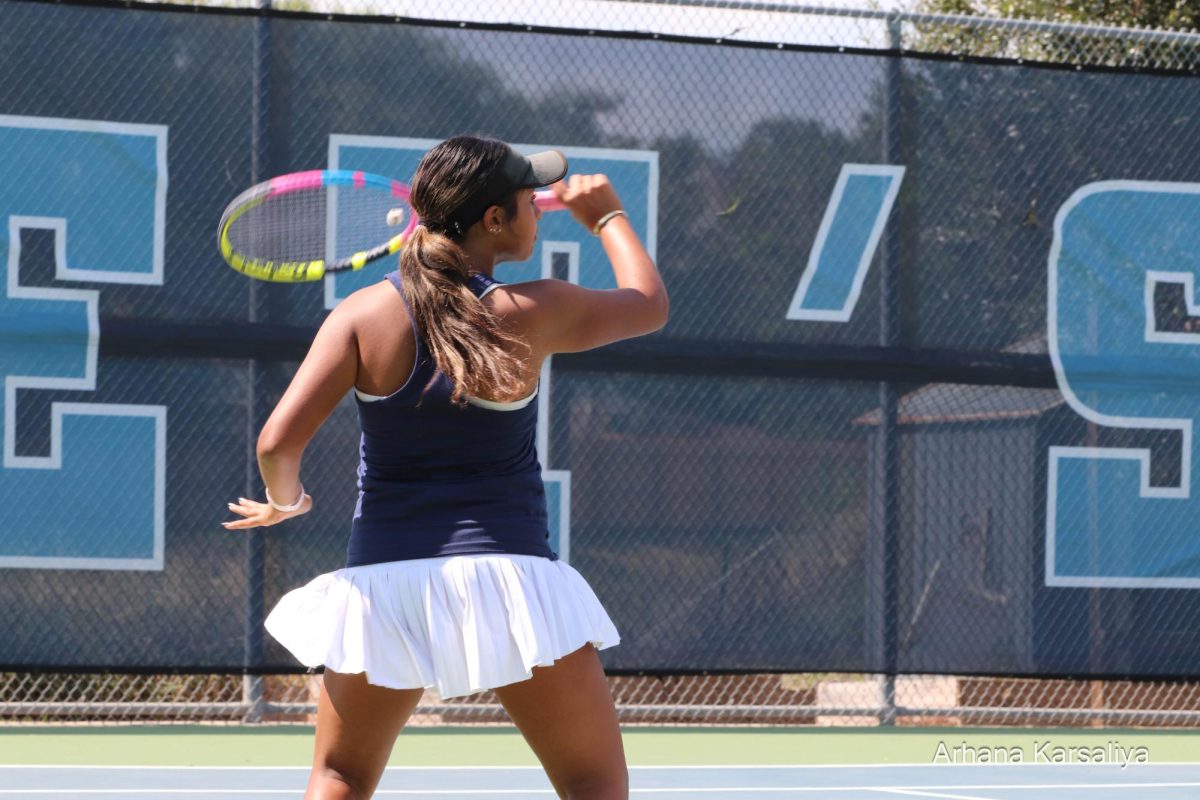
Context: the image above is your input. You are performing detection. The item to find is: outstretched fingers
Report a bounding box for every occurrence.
[222,492,313,531]
[223,497,272,529]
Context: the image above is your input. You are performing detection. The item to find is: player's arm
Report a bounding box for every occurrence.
[532,175,669,354]
[224,303,359,529]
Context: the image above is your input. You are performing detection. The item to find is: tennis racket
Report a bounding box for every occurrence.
[217,169,566,283]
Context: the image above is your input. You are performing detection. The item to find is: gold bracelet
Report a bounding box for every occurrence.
[591,209,627,236]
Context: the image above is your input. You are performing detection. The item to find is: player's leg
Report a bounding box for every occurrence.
[493,644,627,800]
[306,669,425,800]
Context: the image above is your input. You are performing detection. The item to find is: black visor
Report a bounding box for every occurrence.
[444,147,568,233]
[516,148,569,188]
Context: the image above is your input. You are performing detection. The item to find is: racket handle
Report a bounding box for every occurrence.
[534,190,566,212]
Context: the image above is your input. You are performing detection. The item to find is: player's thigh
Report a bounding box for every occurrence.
[493,644,627,799]
[308,669,424,798]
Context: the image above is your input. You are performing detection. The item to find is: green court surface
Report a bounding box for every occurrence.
[1,726,1197,767]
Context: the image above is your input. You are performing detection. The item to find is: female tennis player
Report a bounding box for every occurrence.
[223,136,667,800]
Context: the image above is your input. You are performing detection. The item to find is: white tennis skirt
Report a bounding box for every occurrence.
[264,553,620,699]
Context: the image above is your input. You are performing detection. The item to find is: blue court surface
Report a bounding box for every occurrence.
[2,763,1199,799]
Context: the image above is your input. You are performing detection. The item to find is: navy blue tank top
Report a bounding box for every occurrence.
[346,271,556,567]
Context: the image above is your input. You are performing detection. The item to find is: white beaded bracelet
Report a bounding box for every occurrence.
[265,484,307,513]
[591,209,626,236]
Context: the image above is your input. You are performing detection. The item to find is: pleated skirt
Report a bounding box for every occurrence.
[264,553,620,698]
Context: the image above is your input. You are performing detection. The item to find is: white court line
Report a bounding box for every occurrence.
[873,790,998,800]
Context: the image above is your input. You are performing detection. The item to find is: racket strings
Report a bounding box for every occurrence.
[225,187,410,265]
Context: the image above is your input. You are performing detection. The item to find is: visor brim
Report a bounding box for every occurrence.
[521,149,568,188]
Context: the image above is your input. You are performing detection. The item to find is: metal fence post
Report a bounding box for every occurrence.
[876,12,904,727]
[242,0,274,725]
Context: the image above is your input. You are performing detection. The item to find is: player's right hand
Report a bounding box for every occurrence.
[550,174,623,233]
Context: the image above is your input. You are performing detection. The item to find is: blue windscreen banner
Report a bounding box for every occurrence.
[1,0,1199,678]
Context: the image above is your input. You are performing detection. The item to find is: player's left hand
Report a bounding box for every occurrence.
[222,494,312,530]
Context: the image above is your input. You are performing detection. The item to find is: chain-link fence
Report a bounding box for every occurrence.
[6,671,1200,726]
[2,0,1200,725]
[126,0,1200,72]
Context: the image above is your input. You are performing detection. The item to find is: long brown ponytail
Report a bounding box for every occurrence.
[400,137,533,407]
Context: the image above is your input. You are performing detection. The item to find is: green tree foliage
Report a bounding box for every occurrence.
[918,0,1199,31]
[911,1,1199,69]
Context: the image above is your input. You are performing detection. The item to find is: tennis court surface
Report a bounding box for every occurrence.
[3,763,1200,798]
[2,728,1197,799]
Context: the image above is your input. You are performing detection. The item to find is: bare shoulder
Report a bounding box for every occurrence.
[328,278,406,332]
[481,279,574,341]
[481,279,563,318]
